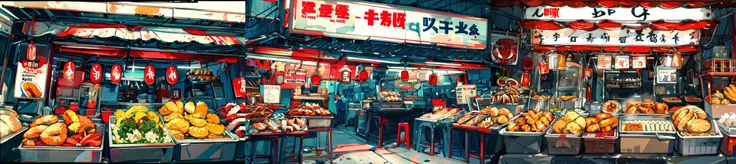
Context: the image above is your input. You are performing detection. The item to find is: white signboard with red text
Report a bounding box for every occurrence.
[263,85,281,104]
[14,43,48,99]
[233,78,246,98]
[532,28,699,46]
[524,6,712,22]
[632,56,647,69]
[290,0,487,49]
[597,55,612,70]
[63,61,75,82]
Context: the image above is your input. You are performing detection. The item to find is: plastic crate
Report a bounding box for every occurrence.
[582,132,617,154]
[545,133,582,155]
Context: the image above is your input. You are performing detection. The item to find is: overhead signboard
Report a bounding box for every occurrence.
[532,28,699,46]
[290,0,487,49]
[524,6,712,22]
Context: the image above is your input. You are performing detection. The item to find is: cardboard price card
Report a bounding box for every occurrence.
[455,84,477,105]
[597,55,612,70]
[632,56,647,69]
[614,56,630,69]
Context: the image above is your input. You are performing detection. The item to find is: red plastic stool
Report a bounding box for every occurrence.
[396,122,410,149]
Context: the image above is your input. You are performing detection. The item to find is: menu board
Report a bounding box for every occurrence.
[632,56,647,69]
[456,84,477,105]
[597,55,612,70]
[14,43,49,99]
[263,85,281,104]
[614,56,630,69]
[656,67,678,84]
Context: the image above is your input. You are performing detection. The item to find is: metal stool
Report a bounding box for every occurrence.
[414,120,440,156]
[396,122,410,149]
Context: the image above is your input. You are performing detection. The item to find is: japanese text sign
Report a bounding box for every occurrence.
[90,63,102,84]
[144,65,155,85]
[532,28,699,46]
[632,56,646,69]
[291,0,487,49]
[614,56,630,69]
[63,60,75,82]
[166,66,178,85]
[111,64,122,84]
[597,55,612,70]
[232,78,246,98]
[525,6,712,22]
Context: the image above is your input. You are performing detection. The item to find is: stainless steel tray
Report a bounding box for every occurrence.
[18,123,105,162]
[108,116,176,163]
[716,119,736,136]
[173,130,239,161]
[0,126,27,162]
[619,115,677,135]
[500,117,558,137]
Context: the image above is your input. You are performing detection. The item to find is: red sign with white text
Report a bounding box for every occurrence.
[63,60,75,82]
[90,63,102,84]
[111,64,122,84]
[166,66,178,85]
[144,65,155,84]
[233,78,246,98]
[27,43,36,61]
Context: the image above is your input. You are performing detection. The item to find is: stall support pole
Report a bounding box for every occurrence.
[732,14,736,59]
[479,133,485,162]
[465,130,469,163]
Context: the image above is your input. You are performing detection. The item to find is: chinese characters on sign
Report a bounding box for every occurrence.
[90,63,102,84]
[144,65,155,85]
[232,78,246,98]
[597,55,612,70]
[111,64,122,84]
[292,0,487,49]
[614,56,630,69]
[532,28,699,46]
[166,66,178,85]
[455,84,476,105]
[263,85,281,104]
[632,56,647,69]
[14,43,48,99]
[525,6,712,22]
[27,43,36,61]
[63,60,75,82]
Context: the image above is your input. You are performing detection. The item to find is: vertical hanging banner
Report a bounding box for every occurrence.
[166,66,178,85]
[233,78,246,98]
[90,63,102,84]
[290,0,487,49]
[110,64,122,84]
[144,65,155,84]
[63,60,75,82]
[263,85,281,104]
[14,43,49,99]
[26,43,36,61]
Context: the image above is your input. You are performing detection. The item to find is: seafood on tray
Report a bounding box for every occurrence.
[22,110,102,147]
[491,87,521,104]
[287,103,332,116]
[380,91,403,102]
[419,108,460,120]
[160,101,228,140]
[624,99,668,114]
[0,109,22,139]
[507,110,555,132]
[111,106,172,144]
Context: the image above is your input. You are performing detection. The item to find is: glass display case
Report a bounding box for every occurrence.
[555,61,584,109]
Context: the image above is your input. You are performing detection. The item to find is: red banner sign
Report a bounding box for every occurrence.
[90,63,102,84]
[111,64,122,84]
[166,66,178,85]
[233,78,246,98]
[144,65,155,84]
[63,60,75,81]
[27,43,36,61]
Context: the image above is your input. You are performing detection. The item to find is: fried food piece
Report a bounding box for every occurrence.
[22,138,36,146]
[166,118,190,133]
[587,124,600,133]
[170,130,185,140]
[40,123,67,146]
[206,113,220,124]
[76,115,95,134]
[188,126,208,139]
[159,101,177,115]
[206,123,225,135]
[175,101,184,114]
[194,102,208,117]
[24,125,48,139]
[184,102,196,114]
[566,122,583,135]
[553,119,568,133]
[164,112,183,122]
[30,115,58,127]
[188,118,207,127]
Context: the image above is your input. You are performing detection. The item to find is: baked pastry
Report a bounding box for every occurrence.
[553,119,568,133]
[602,100,620,113]
[488,107,499,117]
[565,122,583,135]
[586,124,600,133]
[599,118,618,128]
[686,119,711,133]
[574,117,587,128]
[596,113,613,121]
[563,111,580,122]
[642,99,655,108]
[584,117,598,127]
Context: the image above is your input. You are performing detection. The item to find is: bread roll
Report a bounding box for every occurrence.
[599,117,618,128]
[507,122,519,131]
[563,111,579,122]
[585,117,598,126]
[497,115,509,124]
[566,122,583,135]
[586,124,600,133]
[686,119,711,133]
[595,113,613,121]
[499,108,510,117]
[574,117,587,128]
[553,119,568,133]
[488,108,499,117]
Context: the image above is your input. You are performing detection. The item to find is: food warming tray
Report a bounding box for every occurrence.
[544,114,587,155]
[18,123,105,162]
[108,116,175,163]
[172,130,239,161]
[0,126,27,162]
[618,115,677,154]
[499,117,558,154]
[718,119,736,157]
[675,119,721,156]
[287,115,333,128]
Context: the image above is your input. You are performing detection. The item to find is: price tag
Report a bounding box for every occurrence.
[597,55,612,70]
[632,56,646,69]
[614,56,630,69]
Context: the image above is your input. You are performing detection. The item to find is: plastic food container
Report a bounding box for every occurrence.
[0,127,27,162]
[618,115,676,154]
[18,123,105,162]
[108,116,175,163]
[288,116,332,128]
[717,120,736,156]
[582,131,618,154]
[172,131,239,161]
[545,129,582,155]
[676,119,722,156]
[499,118,557,154]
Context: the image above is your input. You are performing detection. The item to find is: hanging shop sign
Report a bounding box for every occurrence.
[521,73,531,87]
[614,56,630,69]
[532,28,699,46]
[339,65,352,84]
[456,84,477,105]
[263,85,281,104]
[144,65,155,85]
[547,54,559,70]
[90,63,102,84]
[524,6,713,22]
[110,64,122,84]
[14,43,49,99]
[233,78,247,98]
[290,0,487,49]
[597,55,612,70]
[166,66,178,85]
[491,35,520,65]
[632,56,647,69]
[63,60,75,82]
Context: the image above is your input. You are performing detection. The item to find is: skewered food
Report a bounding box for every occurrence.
[23,110,103,147]
[583,113,618,134]
[111,106,172,144]
[602,100,621,113]
[380,91,403,102]
[623,120,674,132]
[491,86,521,104]
[161,101,230,140]
[507,110,555,132]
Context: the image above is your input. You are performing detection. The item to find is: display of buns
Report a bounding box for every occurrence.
[532,95,550,101]
[671,105,714,136]
[552,111,587,135]
[287,103,332,116]
[475,107,514,128]
[380,91,403,102]
[491,87,521,104]
[507,110,555,132]
[420,108,460,120]
[624,99,668,114]
[723,85,736,103]
[602,100,621,113]
[0,109,22,139]
[583,113,619,134]
[623,120,674,132]
[710,90,731,105]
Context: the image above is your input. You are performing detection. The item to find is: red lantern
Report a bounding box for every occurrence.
[523,58,534,71]
[521,73,531,87]
[111,64,122,84]
[90,63,102,84]
[660,2,682,9]
[532,45,554,52]
[521,0,544,6]
[63,60,75,82]
[166,65,178,85]
[358,71,369,82]
[428,73,438,85]
[400,70,409,81]
[311,74,321,86]
[618,1,636,7]
[27,43,36,61]
[603,46,621,52]
[144,65,155,85]
[569,21,597,31]
[597,1,618,8]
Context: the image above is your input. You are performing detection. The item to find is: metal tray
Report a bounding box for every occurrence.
[499,117,558,137]
[716,119,736,136]
[0,126,27,162]
[173,130,239,161]
[478,114,519,131]
[287,115,333,128]
[619,115,677,134]
[18,123,105,162]
[108,116,176,163]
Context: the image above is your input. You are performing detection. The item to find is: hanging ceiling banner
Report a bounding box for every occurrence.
[531,28,699,46]
[524,6,713,22]
[290,0,487,49]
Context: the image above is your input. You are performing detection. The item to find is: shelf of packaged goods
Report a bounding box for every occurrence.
[702,72,736,77]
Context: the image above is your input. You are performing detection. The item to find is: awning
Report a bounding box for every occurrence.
[55,42,239,63]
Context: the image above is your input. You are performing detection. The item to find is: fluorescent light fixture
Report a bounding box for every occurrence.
[426,62,461,66]
[176,66,201,69]
[347,57,400,65]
